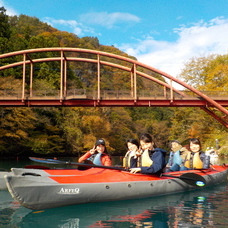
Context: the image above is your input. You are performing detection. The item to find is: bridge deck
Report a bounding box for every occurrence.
[1,97,228,107]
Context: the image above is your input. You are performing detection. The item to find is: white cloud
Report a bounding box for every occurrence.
[79,12,140,28]
[120,17,228,80]
[43,17,95,36]
[0,0,18,16]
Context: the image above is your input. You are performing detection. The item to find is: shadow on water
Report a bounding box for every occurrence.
[1,182,228,228]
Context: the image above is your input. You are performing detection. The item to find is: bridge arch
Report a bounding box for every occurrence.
[1,47,228,127]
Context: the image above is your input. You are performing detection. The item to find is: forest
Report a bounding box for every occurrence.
[0,7,228,157]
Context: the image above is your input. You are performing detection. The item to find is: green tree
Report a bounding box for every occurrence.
[0,7,11,38]
[107,107,137,153]
[0,6,11,53]
[57,108,84,154]
[28,107,65,155]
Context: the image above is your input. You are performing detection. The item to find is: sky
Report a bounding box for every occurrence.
[2,0,228,86]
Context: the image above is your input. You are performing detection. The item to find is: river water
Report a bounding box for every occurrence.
[0,157,228,228]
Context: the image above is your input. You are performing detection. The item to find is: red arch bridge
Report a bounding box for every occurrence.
[1,48,228,128]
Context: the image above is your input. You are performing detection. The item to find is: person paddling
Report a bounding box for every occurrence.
[130,133,166,174]
[78,139,112,166]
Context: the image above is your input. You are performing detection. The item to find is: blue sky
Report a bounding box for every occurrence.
[2,0,228,83]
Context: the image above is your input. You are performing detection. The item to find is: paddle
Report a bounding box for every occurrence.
[24,165,51,169]
[161,173,206,188]
[29,157,65,164]
[29,157,206,187]
[29,157,125,171]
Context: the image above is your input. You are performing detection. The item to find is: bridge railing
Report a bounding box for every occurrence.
[1,89,228,101]
[183,91,228,98]
[0,89,23,99]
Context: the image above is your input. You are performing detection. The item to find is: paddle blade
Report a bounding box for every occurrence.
[180,173,206,188]
[29,157,64,164]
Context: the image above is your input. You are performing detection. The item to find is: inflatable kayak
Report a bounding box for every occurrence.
[0,165,50,190]
[5,164,228,210]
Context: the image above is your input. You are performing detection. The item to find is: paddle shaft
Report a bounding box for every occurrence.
[161,173,194,180]
[65,161,125,171]
[29,157,206,187]
[29,157,126,171]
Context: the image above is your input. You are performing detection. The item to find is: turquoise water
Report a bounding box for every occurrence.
[0,157,228,228]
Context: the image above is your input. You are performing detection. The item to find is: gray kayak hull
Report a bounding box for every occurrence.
[5,166,228,210]
[0,171,11,190]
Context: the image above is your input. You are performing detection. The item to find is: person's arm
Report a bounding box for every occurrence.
[78,151,92,163]
[102,155,112,166]
[140,152,165,174]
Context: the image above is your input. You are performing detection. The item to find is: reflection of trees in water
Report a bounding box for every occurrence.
[88,196,214,228]
[206,186,228,227]
[0,208,15,226]
[89,194,220,228]
[167,196,213,227]
[90,209,169,228]
[0,190,23,227]
[168,186,228,228]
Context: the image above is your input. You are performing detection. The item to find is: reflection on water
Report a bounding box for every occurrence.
[1,183,228,228]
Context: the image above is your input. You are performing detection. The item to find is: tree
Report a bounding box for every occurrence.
[107,107,137,153]
[175,54,228,149]
[0,7,11,53]
[0,7,11,39]
[28,107,66,155]
[0,107,37,154]
[57,108,84,154]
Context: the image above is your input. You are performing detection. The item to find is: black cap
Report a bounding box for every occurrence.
[171,140,181,144]
[95,139,105,146]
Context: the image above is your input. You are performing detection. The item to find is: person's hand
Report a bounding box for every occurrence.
[130,168,141,174]
[135,148,143,157]
[89,146,96,155]
[180,147,189,154]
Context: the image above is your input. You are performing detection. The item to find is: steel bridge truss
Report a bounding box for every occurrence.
[1,48,228,128]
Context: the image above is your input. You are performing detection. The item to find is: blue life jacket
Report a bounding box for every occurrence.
[173,150,182,165]
[88,153,103,166]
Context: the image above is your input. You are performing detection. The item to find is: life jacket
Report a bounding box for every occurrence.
[87,153,103,166]
[139,149,153,167]
[138,148,166,167]
[172,150,182,166]
[123,151,134,168]
[141,149,153,166]
[184,152,203,169]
